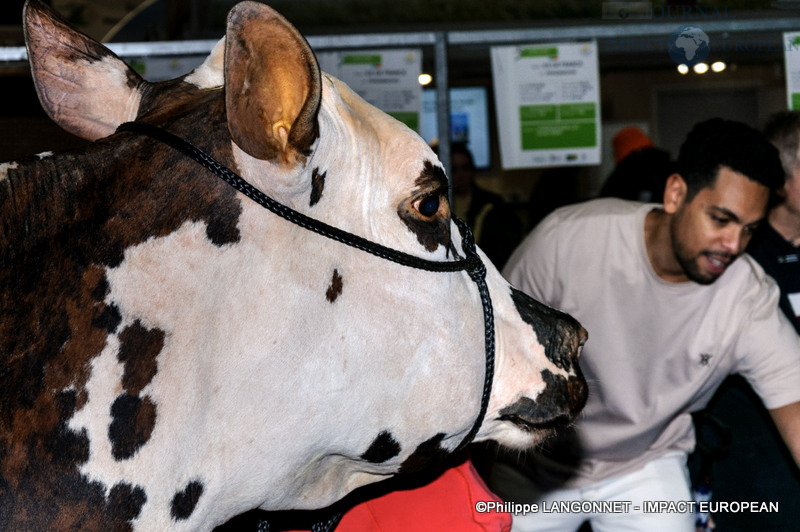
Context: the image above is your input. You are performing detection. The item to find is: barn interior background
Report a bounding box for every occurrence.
[2,0,800,222]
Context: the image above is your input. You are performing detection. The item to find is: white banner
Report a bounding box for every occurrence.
[491,42,601,169]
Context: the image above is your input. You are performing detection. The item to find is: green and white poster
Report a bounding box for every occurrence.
[784,32,800,110]
[317,49,422,132]
[491,42,601,169]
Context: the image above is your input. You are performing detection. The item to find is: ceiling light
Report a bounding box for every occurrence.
[418,73,433,86]
[693,63,709,74]
[677,64,689,74]
[711,61,727,72]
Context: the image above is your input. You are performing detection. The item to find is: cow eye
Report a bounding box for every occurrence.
[417,195,441,218]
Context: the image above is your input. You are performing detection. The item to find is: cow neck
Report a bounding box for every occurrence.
[116,120,494,454]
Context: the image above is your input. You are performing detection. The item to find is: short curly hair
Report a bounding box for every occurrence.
[677,118,784,202]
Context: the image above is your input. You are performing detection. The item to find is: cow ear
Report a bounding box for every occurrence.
[24,0,144,141]
[224,1,321,164]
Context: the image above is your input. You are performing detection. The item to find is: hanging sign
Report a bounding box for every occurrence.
[491,41,601,169]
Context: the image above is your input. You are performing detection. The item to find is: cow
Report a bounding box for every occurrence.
[0,1,588,530]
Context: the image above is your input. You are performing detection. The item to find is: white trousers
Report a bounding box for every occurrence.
[488,452,696,532]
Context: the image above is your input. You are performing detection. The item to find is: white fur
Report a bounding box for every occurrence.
[185,38,225,89]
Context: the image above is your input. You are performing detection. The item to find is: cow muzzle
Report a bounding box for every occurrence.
[503,288,588,432]
[498,369,587,432]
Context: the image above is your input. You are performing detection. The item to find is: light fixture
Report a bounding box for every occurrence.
[711,61,727,72]
[677,64,689,74]
[693,63,709,74]
[418,73,433,86]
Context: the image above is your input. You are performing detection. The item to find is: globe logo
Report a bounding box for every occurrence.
[668,25,710,66]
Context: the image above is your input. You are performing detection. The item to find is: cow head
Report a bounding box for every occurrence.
[0,1,587,529]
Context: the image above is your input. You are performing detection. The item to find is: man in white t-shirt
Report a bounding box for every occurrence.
[483,118,800,532]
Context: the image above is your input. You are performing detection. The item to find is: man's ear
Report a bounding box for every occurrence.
[663,173,687,214]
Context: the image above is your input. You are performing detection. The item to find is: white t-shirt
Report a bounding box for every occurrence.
[502,198,800,487]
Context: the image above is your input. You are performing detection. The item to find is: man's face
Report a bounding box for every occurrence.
[669,167,769,284]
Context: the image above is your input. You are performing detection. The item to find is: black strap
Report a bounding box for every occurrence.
[452,231,495,454]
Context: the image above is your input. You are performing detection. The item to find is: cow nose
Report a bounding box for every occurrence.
[510,287,587,373]
[502,288,589,431]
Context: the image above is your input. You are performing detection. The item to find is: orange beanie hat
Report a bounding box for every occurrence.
[613,127,654,163]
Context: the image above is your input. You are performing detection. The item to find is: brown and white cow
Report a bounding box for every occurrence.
[0,1,587,530]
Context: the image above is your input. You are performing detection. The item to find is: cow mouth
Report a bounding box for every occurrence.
[498,412,573,432]
[497,370,588,434]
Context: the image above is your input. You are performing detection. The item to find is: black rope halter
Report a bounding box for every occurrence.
[116,120,496,530]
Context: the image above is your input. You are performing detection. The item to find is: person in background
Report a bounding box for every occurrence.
[481,118,800,532]
[599,126,677,203]
[750,111,800,330]
[450,143,522,269]
[695,111,800,531]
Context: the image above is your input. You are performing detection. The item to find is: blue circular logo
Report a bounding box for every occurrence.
[667,25,710,66]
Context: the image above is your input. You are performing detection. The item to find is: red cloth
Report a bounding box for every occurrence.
[287,459,511,532]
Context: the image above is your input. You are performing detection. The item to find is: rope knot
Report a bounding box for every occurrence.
[466,254,486,282]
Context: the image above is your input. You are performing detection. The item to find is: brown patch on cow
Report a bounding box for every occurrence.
[361,431,401,463]
[397,160,459,257]
[398,433,448,474]
[310,167,326,207]
[108,482,148,522]
[170,479,204,521]
[93,303,123,335]
[109,394,157,461]
[0,387,144,531]
[326,269,343,303]
[118,322,164,396]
